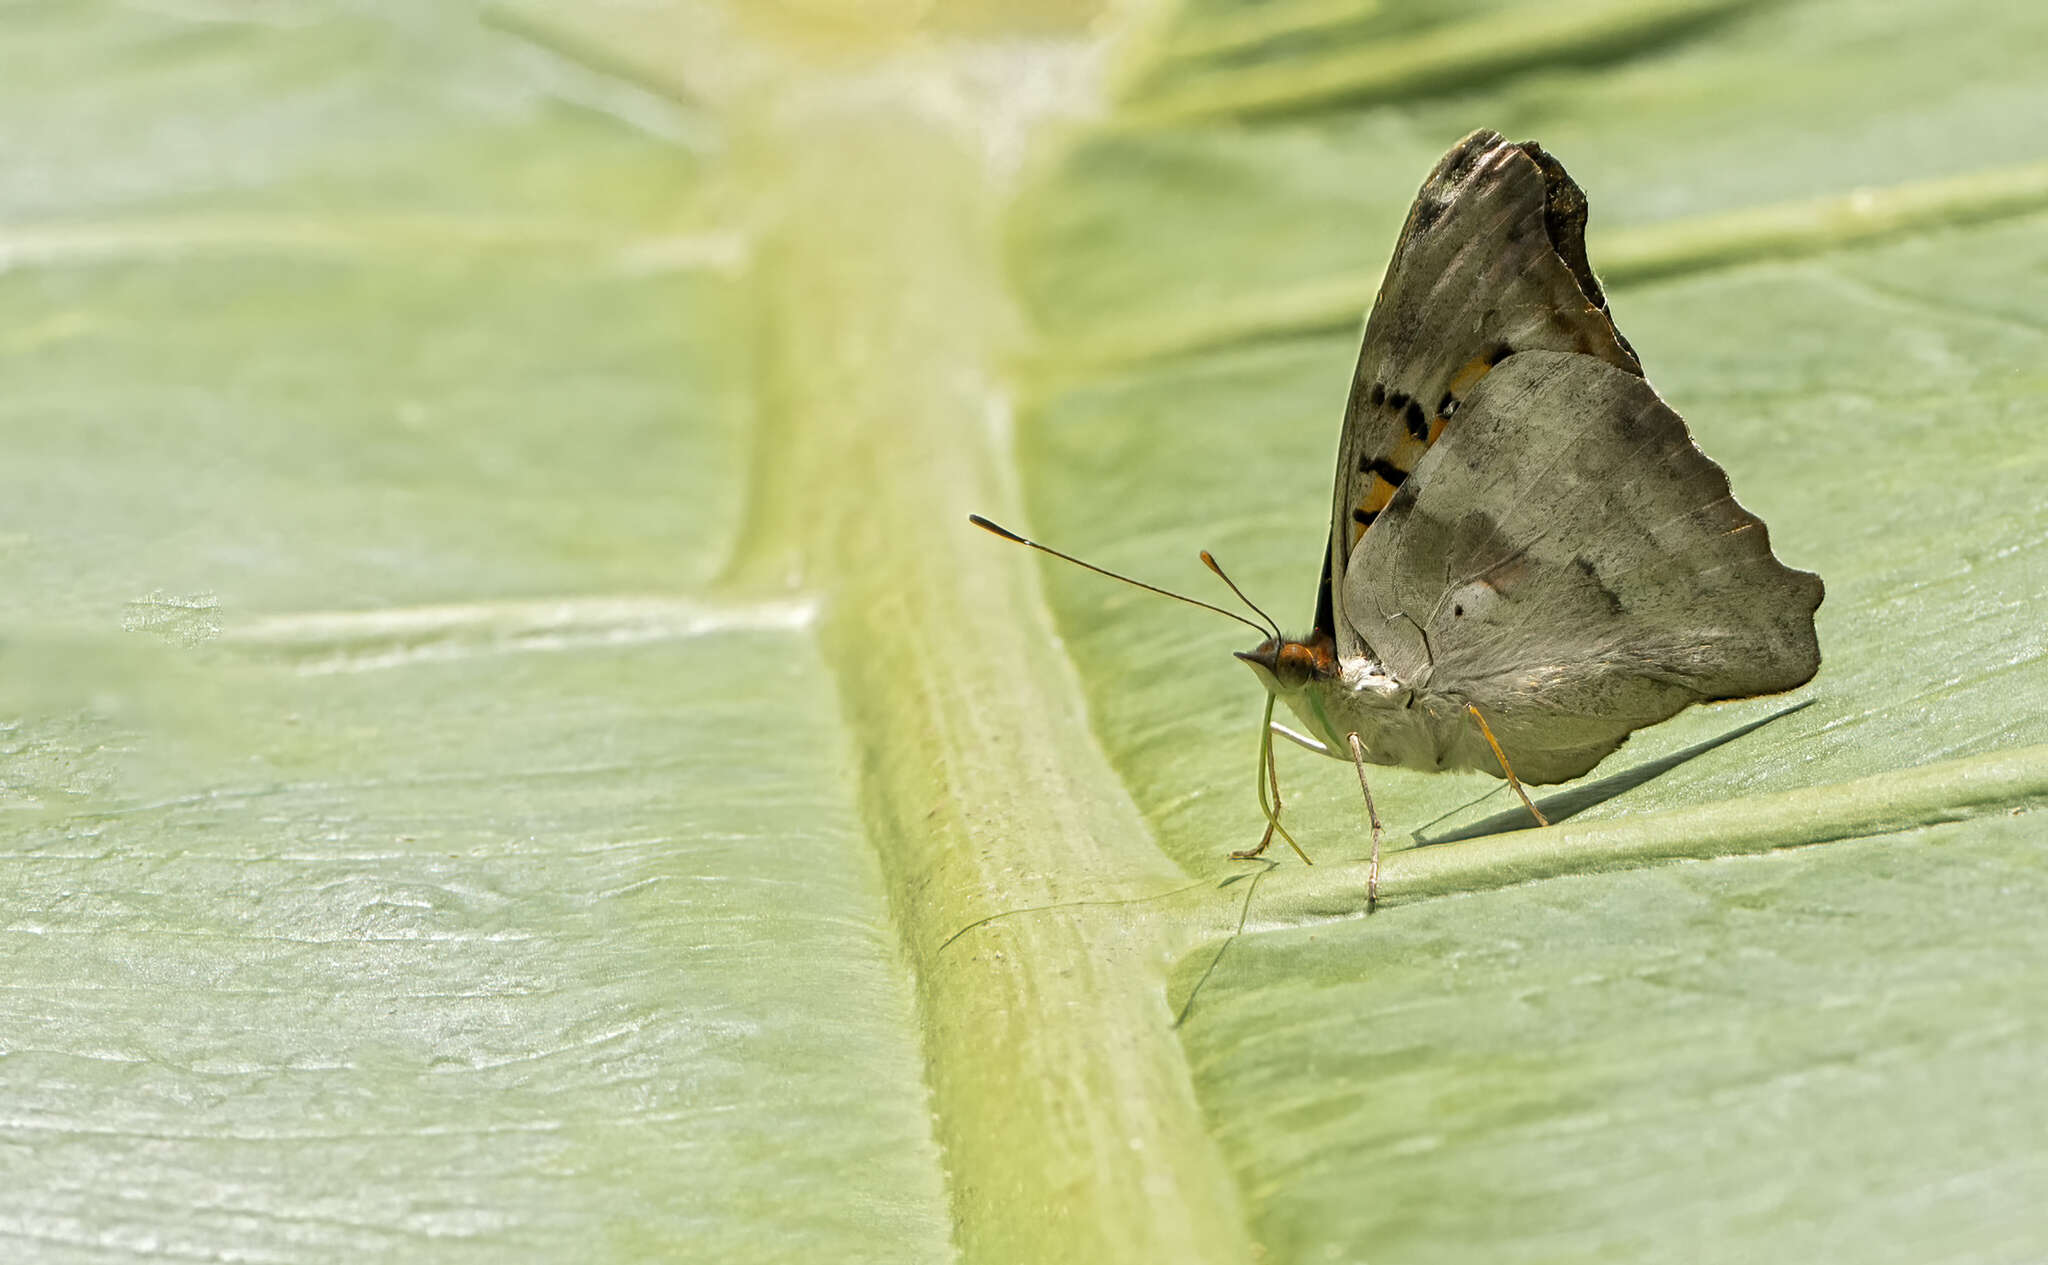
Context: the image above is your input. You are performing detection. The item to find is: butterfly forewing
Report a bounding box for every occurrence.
[1327,130,1643,656]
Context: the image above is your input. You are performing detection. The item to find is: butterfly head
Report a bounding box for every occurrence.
[1235,630,1338,695]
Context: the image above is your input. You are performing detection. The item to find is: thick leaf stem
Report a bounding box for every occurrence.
[724,88,1256,1263]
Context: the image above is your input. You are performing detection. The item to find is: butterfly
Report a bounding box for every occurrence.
[977,129,1823,901]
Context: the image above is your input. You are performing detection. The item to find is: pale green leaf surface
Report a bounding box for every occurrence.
[4,256,744,624]
[0,2,706,223]
[6,0,2046,1261]
[1,5,949,1262]
[3,634,949,1263]
[1016,0,2048,342]
[1176,816,2048,1262]
[1007,0,2048,1259]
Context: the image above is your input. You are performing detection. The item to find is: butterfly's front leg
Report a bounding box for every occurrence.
[1233,696,1314,865]
[1228,735,1282,862]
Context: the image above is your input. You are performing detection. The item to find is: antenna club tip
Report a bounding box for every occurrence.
[967,514,1027,544]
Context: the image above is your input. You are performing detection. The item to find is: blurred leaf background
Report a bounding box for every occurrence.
[2,1,2044,1262]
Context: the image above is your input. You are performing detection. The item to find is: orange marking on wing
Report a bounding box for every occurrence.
[1446,354,1494,401]
[1427,416,1447,444]
[1359,474,1399,516]
[1350,422,1451,550]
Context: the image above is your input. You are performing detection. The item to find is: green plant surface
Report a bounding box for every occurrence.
[1018,0,2048,349]
[1176,813,2048,1263]
[1007,0,2048,1258]
[1,5,946,1262]
[2,630,950,1262]
[3,0,2045,1261]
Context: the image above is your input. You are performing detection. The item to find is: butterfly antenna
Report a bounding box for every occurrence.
[968,515,1270,639]
[1199,551,1282,641]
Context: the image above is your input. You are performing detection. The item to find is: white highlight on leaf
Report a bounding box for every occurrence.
[122,591,224,646]
[0,221,744,274]
[615,232,750,276]
[226,596,817,675]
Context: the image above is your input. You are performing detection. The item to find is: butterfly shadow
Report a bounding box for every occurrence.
[1412,698,1816,847]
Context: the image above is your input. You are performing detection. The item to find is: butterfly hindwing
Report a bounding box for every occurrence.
[1344,350,1824,784]
[1326,130,1643,654]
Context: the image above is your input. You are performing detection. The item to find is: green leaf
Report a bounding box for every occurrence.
[5,1,2045,1262]
[1013,0,2048,1258]
[2,6,944,1261]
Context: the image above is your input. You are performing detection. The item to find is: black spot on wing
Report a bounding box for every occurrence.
[1359,456,1409,485]
[1403,399,1429,440]
[1615,401,1653,444]
[1574,554,1626,616]
[1368,382,1386,407]
[1352,507,1377,527]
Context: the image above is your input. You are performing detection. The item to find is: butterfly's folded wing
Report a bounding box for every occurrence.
[1345,350,1824,784]
[1323,130,1641,651]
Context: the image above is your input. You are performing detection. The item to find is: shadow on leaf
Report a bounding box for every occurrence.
[1414,698,1816,847]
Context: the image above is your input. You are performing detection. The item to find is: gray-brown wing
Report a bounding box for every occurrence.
[1344,350,1823,785]
[1326,130,1642,655]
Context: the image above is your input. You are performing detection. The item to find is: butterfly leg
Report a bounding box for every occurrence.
[1270,722,1331,755]
[1466,703,1550,828]
[1344,733,1384,907]
[1234,696,1314,865]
